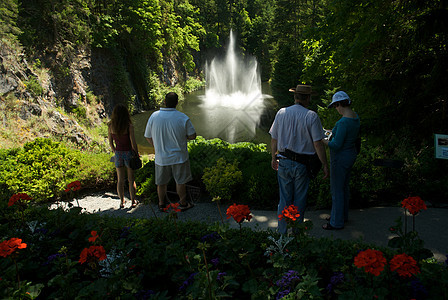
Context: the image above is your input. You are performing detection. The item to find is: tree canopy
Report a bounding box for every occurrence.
[1,0,446,142]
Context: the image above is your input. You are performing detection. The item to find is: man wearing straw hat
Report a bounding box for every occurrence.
[269,84,329,234]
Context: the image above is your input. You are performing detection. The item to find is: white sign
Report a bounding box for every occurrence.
[435,134,448,159]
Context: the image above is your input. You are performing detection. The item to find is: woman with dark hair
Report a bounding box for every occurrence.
[322,91,360,230]
[108,104,139,208]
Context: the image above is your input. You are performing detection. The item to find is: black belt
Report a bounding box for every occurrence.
[278,149,310,165]
[278,148,322,179]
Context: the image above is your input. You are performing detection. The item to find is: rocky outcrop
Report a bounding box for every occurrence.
[0,42,36,101]
[1,37,188,149]
[0,40,100,147]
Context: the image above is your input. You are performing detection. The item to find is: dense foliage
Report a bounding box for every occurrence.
[188,137,278,209]
[0,136,444,217]
[269,0,447,203]
[1,201,447,299]
[1,0,447,199]
[0,138,115,204]
[202,158,243,201]
[2,0,446,126]
[1,2,447,296]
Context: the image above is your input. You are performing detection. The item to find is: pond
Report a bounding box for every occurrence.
[132,83,277,155]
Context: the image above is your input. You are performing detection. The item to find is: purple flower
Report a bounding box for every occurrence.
[326,272,345,293]
[42,253,66,266]
[276,270,300,287]
[276,288,291,299]
[217,272,227,281]
[120,226,131,239]
[179,272,198,291]
[201,232,221,242]
[35,227,48,235]
[211,258,219,266]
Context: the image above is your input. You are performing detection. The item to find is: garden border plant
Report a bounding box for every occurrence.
[2,185,448,299]
[1,138,448,298]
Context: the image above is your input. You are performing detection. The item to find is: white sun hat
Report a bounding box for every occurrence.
[328,91,351,108]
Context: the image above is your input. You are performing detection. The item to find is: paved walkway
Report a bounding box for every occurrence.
[55,191,448,263]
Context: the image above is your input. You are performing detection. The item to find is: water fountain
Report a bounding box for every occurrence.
[198,31,268,143]
[132,31,274,154]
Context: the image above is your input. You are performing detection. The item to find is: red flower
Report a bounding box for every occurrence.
[79,245,107,264]
[163,203,181,213]
[354,249,387,276]
[226,203,252,224]
[8,193,32,207]
[389,253,420,278]
[401,196,427,215]
[278,204,301,222]
[88,231,99,243]
[65,180,82,192]
[0,238,27,257]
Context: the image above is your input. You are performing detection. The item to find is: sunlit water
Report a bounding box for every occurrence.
[132,31,276,154]
[132,86,276,155]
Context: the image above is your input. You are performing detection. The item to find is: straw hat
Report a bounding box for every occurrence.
[288,84,312,95]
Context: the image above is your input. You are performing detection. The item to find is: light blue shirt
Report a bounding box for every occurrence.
[328,115,360,152]
[144,108,196,166]
[269,104,325,155]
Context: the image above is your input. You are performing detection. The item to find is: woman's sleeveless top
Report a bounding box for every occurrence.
[112,130,132,151]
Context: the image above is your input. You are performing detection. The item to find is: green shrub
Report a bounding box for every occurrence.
[188,137,235,178]
[24,76,44,97]
[0,138,115,203]
[134,158,157,203]
[72,101,87,120]
[308,141,402,209]
[388,135,448,202]
[183,77,205,93]
[0,138,81,202]
[189,137,277,207]
[202,158,243,201]
[77,151,115,188]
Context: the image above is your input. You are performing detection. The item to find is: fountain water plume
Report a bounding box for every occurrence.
[201,31,266,142]
[204,31,263,109]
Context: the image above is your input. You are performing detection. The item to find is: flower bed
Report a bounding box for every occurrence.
[1,192,448,299]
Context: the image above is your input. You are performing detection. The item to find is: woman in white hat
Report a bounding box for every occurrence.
[322,91,360,230]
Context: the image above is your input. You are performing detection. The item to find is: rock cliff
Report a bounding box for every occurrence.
[0,39,116,149]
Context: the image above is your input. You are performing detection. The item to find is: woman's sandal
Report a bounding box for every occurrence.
[120,202,125,209]
[131,201,138,208]
[322,223,344,230]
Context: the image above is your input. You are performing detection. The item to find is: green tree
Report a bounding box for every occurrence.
[270,0,324,105]
[0,0,21,40]
[301,0,448,140]
[19,0,92,48]
[159,0,205,73]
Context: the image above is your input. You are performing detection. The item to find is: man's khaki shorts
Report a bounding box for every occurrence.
[155,160,193,185]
